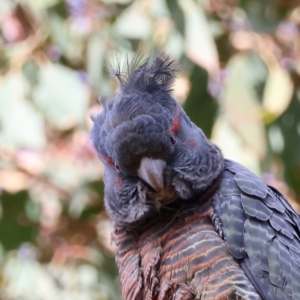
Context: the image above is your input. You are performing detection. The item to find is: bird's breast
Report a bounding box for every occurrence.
[113,196,261,300]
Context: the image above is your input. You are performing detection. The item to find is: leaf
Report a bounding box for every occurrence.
[0,191,37,250]
[270,92,300,196]
[166,0,185,35]
[240,0,281,33]
[183,64,217,137]
[178,0,219,74]
[86,34,105,95]
[263,65,293,119]
[0,73,45,150]
[48,13,84,61]
[165,30,184,60]
[245,53,269,90]
[220,54,266,158]
[0,255,120,299]
[268,125,284,154]
[33,63,89,130]
[113,2,152,39]
[22,60,40,87]
[212,116,262,175]
[101,0,133,3]
[22,0,59,10]
[25,198,40,222]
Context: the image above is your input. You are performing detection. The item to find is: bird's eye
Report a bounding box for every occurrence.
[170,136,176,145]
[115,164,120,172]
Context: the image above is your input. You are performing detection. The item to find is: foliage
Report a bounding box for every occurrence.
[0,0,300,298]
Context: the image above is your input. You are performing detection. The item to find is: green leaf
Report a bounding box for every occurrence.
[245,53,269,91]
[86,34,105,95]
[240,0,281,33]
[0,191,37,250]
[101,0,133,3]
[269,92,300,196]
[89,180,105,197]
[183,64,217,137]
[220,54,267,158]
[25,199,40,222]
[0,73,45,150]
[212,116,262,175]
[22,60,40,87]
[166,0,185,35]
[113,3,152,39]
[33,63,89,130]
[165,30,184,60]
[48,13,84,62]
[263,65,293,119]
[178,0,219,74]
[22,0,59,10]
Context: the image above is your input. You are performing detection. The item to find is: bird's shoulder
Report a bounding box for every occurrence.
[213,159,300,300]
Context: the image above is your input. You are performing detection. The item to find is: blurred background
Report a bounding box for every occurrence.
[0,0,300,299]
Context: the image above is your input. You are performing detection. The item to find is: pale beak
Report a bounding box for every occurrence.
[137,158,166,192]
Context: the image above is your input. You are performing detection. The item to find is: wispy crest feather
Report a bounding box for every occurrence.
[111,54,178,94]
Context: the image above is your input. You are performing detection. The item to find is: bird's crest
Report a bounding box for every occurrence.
[111,54,178,95]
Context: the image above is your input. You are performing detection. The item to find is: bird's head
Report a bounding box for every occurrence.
[91,55,224,225]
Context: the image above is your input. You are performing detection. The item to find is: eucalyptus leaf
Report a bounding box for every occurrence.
[0,73,45,150]
[263,65,293,118]
[212,116,261,175]
[33,63,89,130]
[86,34,105,94]
[178,0,219,74]
[0,191,37,250]
[270,92,300,195]
[1,255,56,299]
[113,3,152,39]
[221,54,266,158]
[240,0,280,33]
[21,0,59,10]
[166,0,185,35]
[48,13,84,62]
[101,0,133,3]
[22,60,40,87]
[165,30,184,60]
[183,64,217,137]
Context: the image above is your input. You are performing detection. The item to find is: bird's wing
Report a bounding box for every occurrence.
[213,159,300,300]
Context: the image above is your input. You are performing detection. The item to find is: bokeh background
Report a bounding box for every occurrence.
[1,0,300,299]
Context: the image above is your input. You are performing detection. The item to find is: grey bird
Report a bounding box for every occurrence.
[91,55,300,300]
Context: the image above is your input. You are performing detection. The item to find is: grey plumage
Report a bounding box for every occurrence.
[214,160,300,300]
[91,54,300,300]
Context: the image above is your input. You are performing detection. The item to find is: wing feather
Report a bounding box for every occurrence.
[213,159,300,300]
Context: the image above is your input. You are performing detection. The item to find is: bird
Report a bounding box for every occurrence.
[91,54,300,300]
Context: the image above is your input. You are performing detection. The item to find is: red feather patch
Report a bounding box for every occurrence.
[187,139,198,148]
[102,155,114,165]
[114,178,123,189]
[171,109,180,133]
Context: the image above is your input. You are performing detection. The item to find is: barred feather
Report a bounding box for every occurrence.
[214,160,300,300]
[92,55,300,300]
[113,179,261,300]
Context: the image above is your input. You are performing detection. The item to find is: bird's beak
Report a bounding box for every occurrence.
[137,158,166,192]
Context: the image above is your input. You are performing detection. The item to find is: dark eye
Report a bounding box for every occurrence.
[170,136,176,145]
[115,164,120,172]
